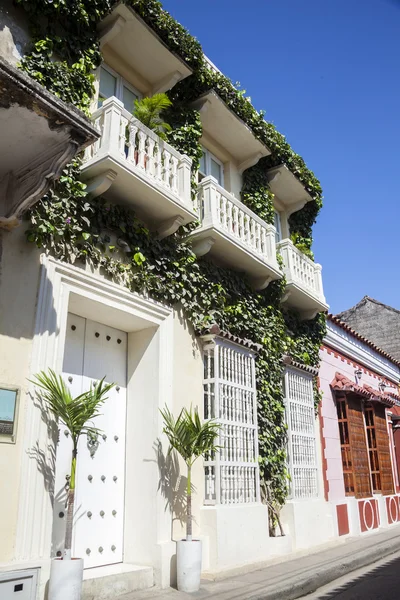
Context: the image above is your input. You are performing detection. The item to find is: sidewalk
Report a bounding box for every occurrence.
[117,527,400,600]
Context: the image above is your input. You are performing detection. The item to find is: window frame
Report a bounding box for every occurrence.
[202,336,260,506]
[199,146,225,188]
[284,367,319,500]
[337,397,356,496]
[364,403,382,493]
[274,210,282,243]
[98,63,142,110]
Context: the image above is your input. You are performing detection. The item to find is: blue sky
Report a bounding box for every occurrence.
[162,0,400,314]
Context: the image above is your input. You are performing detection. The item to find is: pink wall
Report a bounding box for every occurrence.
[319,345,396,502]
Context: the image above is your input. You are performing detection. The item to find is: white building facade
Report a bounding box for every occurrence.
[0,2,333,599]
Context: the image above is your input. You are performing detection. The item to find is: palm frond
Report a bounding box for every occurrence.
[160,405,221,467]
[30,370,115,446]
[133,93,172,137]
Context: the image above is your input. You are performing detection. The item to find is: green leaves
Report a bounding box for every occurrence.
[133,93,173,138]
[19,0,326,520]
[30,369,115,448]
[160,405,221,467]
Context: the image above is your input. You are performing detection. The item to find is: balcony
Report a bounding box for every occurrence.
[98,4,192,95]
[0,58,98,230]
[81,97,196,238]
[191,91,270,172]
[266,164,313,223]
[188,177,282,289]
[277,239,328,319]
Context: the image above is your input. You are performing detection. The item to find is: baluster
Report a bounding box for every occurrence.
[250,219,256,250]
[255,223,261,252]
[154,144,162,181]
[260,228,267,257]
[245,216,251,246]
[170,155,178,193]
[137,129,146,169]
[127,122,138,163]
[238,210,245,241]
[119,115,128,156]
[146,138,155,176]
[221,196,227,230]
[163,151,171,187]
[232,205,238,237]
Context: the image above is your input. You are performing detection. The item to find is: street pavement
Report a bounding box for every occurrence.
[117,528,400,600]
[301,550,400,599]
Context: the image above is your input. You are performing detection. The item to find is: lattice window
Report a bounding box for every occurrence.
[284,368,318,499]
[202,337,260,505]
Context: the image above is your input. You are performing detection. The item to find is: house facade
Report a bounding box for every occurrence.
[0,2,334,599]
[320,315,400,537]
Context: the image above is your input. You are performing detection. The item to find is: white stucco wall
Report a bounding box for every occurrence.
[0,228,41,563]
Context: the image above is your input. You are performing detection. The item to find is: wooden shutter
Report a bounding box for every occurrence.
[374,404,395,495]
[346,394,372,499]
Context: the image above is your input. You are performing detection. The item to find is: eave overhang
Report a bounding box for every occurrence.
[98,3,192,94]
[191,90,271,171]
[267,164,313,214]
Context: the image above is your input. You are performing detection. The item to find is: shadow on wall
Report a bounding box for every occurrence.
[28,393,59,507]
[155,438,188,533]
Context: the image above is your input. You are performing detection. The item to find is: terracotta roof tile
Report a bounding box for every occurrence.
[330,371,395,406]
[201,324,262,352]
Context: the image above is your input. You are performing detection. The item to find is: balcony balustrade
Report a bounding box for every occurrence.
[277,238,328,319]
[188,176,282,290]
[82,97,195,238]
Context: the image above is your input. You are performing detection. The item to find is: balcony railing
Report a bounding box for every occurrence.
[189,177,281,289]
[277,238,328,318]
[82,97,195,235]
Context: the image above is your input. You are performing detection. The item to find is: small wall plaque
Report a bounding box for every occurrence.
[0,385,20,443]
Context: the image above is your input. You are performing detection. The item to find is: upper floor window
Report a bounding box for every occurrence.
[284,367,318,499]
[199,147,224,187]
[202,334,259,505]
[274,210,282,243]
[98,65,141,113]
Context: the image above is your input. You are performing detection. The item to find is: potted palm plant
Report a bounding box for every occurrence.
[160,405,220,593]
[30,369,114,600]
[130,93,172,167]
[132,92,172,139]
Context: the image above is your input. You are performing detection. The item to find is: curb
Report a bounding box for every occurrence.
[247,535,400,600]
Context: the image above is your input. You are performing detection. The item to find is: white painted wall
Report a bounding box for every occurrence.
[0,227,41,563]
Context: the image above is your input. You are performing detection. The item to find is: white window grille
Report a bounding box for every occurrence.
[284,367,318,499]
[202,335,260,505]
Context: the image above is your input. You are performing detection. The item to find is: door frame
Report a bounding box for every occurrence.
[16,256,174,576]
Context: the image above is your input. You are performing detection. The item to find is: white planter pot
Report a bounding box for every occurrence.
[48,558,84,600]
[176,539,202,593]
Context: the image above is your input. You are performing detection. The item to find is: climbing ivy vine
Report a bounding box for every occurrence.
[17,0,326,521]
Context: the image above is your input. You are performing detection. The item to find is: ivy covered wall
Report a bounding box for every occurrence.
[16,0,326,517]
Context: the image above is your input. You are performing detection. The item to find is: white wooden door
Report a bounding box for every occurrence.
[52,314,127,568]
